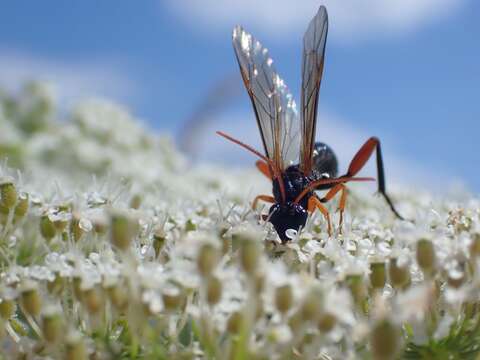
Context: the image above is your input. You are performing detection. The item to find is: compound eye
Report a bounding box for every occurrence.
[321,172,330,179]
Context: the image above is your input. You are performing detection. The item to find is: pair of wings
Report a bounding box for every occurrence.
[232,6,328,176]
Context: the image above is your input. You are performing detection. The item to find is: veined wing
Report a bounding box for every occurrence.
[300,5,328,175]
[232,26,300,173]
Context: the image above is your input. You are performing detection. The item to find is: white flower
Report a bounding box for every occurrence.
[324,287,355,326]
[395,284,435,322]
[142,289,164,314]
[45,252,74,277]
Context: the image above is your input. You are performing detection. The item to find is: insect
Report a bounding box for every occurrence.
[217,6,403,242]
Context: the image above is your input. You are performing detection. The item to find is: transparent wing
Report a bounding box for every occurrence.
[300,5,328,175]
[232,26,300,172]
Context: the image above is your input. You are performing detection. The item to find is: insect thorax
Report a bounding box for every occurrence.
[272,165,312,208]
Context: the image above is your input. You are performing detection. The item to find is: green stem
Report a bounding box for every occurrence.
[5,320,20,343]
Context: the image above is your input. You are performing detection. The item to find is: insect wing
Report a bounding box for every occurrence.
[232,26,300,172]
[300,6,328,175]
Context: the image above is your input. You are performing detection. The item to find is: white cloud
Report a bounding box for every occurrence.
[0,50,137,109]
[193,110,450,191]
[163,0,463,42]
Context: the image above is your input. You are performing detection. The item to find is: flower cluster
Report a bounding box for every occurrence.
[0,82,479,359]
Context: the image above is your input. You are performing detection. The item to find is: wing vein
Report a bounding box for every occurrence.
[300,6,328,175]
[232,26,300,175]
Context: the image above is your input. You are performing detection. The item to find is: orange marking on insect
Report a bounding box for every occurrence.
[255,160,272,179]
[294,176,374,204]
[308,195,332,236]
[320,183,347,233]
[347,137,378,176]
[252,194,275,209]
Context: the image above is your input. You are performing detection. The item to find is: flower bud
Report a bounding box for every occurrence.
[65,331,87,360]
[42,312,63,343]
[346,274,366,307]
[40,215,56,241]
[239,237,260,276]
[218,223,231,255]
[47,275,64,296]
[218,223,229,238]
[21,286,41,317]
[300,287,323,321]
[82,287,104,314]
[14,193,29,221]
[370,262,386,290]
[58,203,71,212]
[370,318,400,360]
[254,273,265,294]
[447,272,465,288]
[73,277,82,300]
[107,285,128,310]
[129,194,142,209]
[389,258,410,289]
[255,299,264,320]
[287,311,303,332]
[197,244,218,277]
[110,212,137,251]
[416,239,436,276]
[70,215,84,242]
[470,233,480,257]
[53,215,69,232]
[275,284,293,314]
[301,333,315,347]
[153,227,166,257]
[162,287,184,311]
[206,276,222,306]
[446,260,466,288]
[318,312,336,333]
[92,217,108,235]
[0,181,17,210]
[0,299,15,319]
[221,238,231,257]
[185,219,197,232]
[227,311,244,334]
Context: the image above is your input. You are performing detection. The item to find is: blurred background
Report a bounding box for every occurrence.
[0,0,478,191]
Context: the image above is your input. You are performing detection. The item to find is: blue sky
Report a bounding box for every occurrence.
[0,1,478,191]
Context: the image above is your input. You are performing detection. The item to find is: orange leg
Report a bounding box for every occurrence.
[320,184,347,233]
[255,160,272,179]
[346,137,378,177]
[308,196,332,236]
[343,137,403,220]
[252,194,275,210]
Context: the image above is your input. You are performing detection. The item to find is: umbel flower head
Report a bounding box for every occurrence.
[0,82,479,359]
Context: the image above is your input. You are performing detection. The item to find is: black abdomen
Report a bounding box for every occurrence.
[311,142,338,190]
